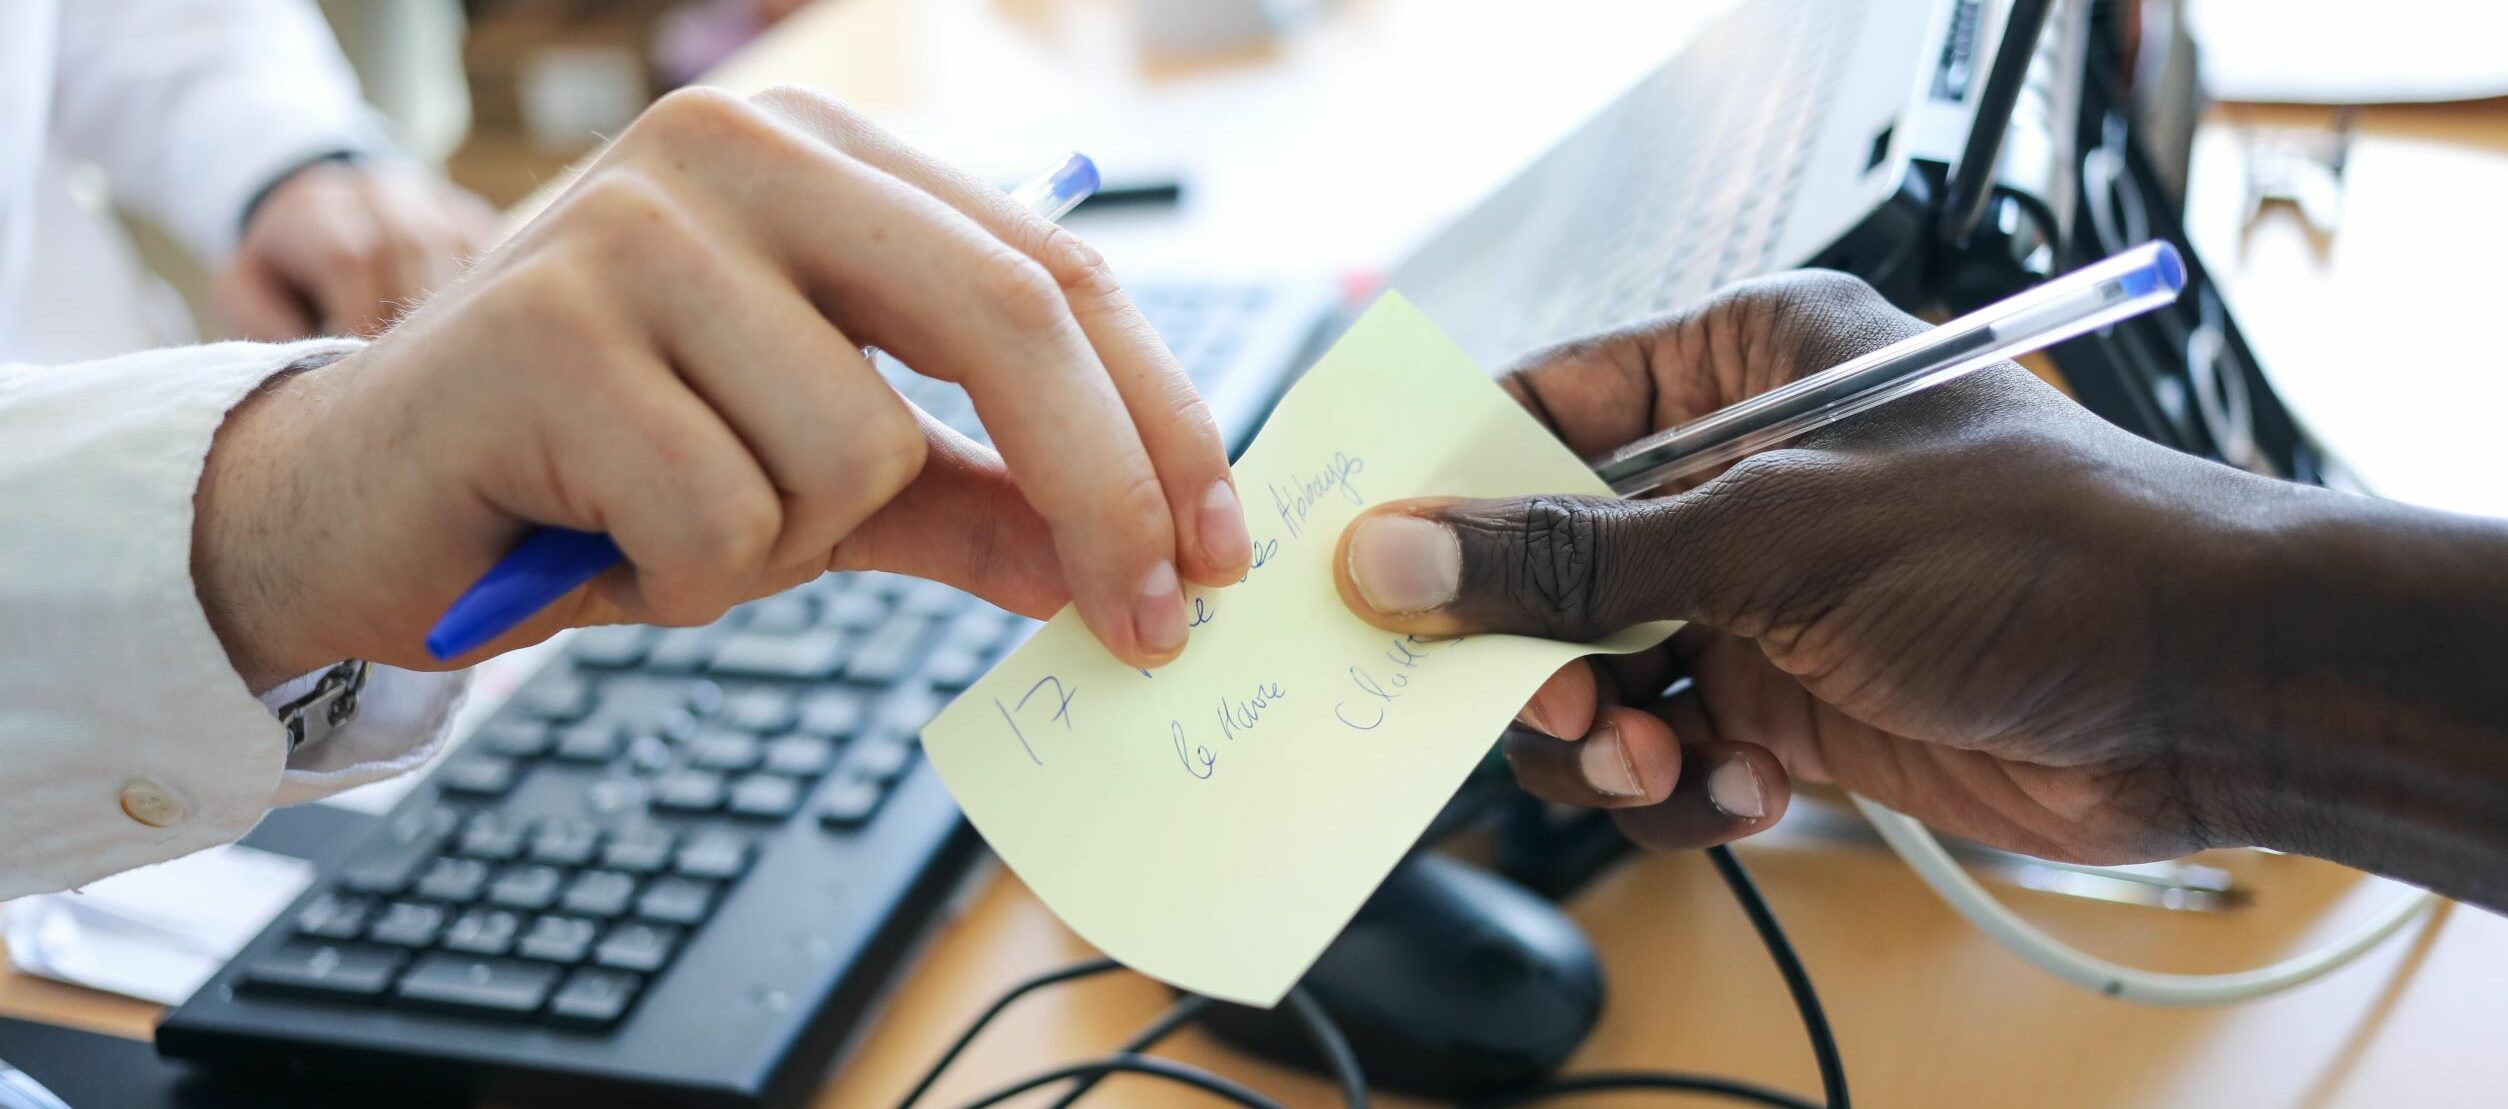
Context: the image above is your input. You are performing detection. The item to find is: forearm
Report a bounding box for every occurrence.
[2188,480,2508,908]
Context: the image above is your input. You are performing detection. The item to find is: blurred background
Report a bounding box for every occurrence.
[106,0,2508,519]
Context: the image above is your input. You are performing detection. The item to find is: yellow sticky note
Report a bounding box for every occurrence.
[920,293,1676,1006]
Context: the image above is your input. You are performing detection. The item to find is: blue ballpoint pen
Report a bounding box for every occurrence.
[426,152,1103,660]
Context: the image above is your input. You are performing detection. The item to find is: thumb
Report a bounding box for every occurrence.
[1332,452,1862,641]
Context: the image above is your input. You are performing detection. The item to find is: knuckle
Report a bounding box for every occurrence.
[1031,225,1118,301]
[1466,494,1626,639]
[1687,451,1862,630]
[639,85,765,146]
[504,257,612,358]
[835,399,928,500]
[692,480,783,578]
[972,247,1072,334]
[1107,468,1170,527]
[748,84,864,141]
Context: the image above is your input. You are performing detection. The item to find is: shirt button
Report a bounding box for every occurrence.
[119,781,189,827]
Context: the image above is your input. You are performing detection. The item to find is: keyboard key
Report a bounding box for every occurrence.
[442,908,523,956]
[487,864,565,911]
[414,857,490,903]
[797,690,866,738]
[528,819,603,867]
[650,768,726,813]
[584,774,650,817]
[726,773,802,819]
[340,807,457,895]
[517,915,600,963]
[600,825,676,873]
[293,891,372,941]
[741,594,814,634]
[845,616,932,684]
[395,953,559,1018]
[818,590,888,631]
[241,941,405,1000]
[942,609,1016,651]
[897,580,967,617]
[436,757,518,798]
[514,674,595,721]
[817,778,887,829]
[683,679,726,718]
[839,735,916,784]
[594,922,681,973]
[877,686,945,734]
[687,728,762,773]
[553,723,623,763]
[709,629,849,681]
[645,627,717,673]
[720,687,799,733]
[456,813,529,860]
[547,968,643,1030]
[760,734,835,777]
[571,624,655,668]
[923,647,986,691]
[474,719,553,758]
[672,830,750,881]
[635,877,717,926]
[560,870,640,918]
[625,732,675,775]
[367,901,446,948]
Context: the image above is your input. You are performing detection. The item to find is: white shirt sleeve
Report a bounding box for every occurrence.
[47,0,383,265]
[0,340,466,899]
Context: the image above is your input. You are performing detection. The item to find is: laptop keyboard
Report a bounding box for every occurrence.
[1528,0,1849,344]
[166,278,1329,1105]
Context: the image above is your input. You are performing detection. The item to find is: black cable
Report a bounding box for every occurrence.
[1939,0,2059,247]
[1464,1071,1822,1109]
[949,1056,1289,1109]
[911,849,1846,1109]
[893,958,1124,1109]
[1041,994,1214,1109]
[1284,986,1369,1108]
[1707,845,1849,1109]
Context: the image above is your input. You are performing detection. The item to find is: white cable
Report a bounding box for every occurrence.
[1852,795,2441,1005]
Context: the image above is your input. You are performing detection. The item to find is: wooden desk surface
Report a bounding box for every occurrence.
[10,2,2508,1107]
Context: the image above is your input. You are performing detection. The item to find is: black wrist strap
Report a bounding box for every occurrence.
[236,148,366,237]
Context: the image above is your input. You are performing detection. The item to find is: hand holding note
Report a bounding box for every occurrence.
[920,293,1675,1005]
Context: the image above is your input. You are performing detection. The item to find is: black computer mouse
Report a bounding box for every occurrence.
[1197,853,1604,1100]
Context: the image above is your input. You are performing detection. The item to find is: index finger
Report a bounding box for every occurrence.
[751,88,1253,588]
[624,88,1192,667]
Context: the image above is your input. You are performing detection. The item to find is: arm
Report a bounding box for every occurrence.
[49,0,380,266]
[10,87,1250,893]
[0,342,465,899]
[50,0,498,339]
[1331,272,2508,910]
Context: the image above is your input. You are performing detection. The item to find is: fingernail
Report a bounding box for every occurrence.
[1707,757,1765,819]
[1346,514,1460,615]
[1198,481,1253,571]
[1577,720,1644,798]
[1516,701,1559,736]
[1134,560,1187,655]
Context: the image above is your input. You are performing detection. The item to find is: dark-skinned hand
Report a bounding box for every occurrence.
[1330,272,2292,865]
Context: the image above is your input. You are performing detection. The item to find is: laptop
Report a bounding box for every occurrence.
[1392,0,2075,366]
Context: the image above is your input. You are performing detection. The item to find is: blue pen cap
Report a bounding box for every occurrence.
[2116,240,2186,301]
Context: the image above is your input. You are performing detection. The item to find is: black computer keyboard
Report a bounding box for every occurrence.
[158,278,1334,1108]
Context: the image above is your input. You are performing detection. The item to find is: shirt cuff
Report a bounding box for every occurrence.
[0,339,446,898]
